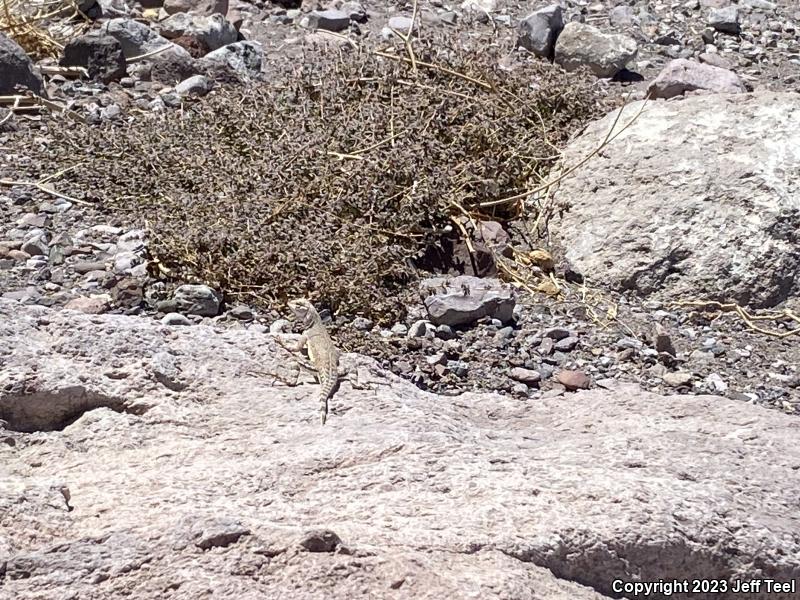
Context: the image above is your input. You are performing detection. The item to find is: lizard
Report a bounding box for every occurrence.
[282,298,341,425]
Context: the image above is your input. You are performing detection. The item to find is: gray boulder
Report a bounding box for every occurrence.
[549,91,800,308]
[422,275,515,326]
[708,5,741,34]
[158,12,238,51]
[554,22,637,78]
[174,74,212,96]
[647,58,746,99]
[0,32,45,95]
[517,4,563,59]
[198,41,262,77]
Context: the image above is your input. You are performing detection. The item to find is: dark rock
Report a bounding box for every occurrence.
[422,276,514,327]
[0,32,45,95]
[61,32,126,83]
[299,529,341,553]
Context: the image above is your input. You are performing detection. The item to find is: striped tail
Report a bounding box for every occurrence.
[318,366,338,426]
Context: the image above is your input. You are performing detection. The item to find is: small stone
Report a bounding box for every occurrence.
[73,260,107,274]
[538,337,554,355]
[653,325,676,356]
[705,373,728,393]
[64,295,110,314]
[553,336,579,352]
[390,323,408,336]
[708,6,740,35]
[556,369,591,390]
[388,16,416,33]
[663,371,694,387]
[554,21,638,78]
[161,312,192,326]
[351,316,374,331]
[509,367,542,385]
[173,284,220,316]
[647,58,746,99]
[299,529,341,553]
[175,74,212,96]
[426,352,447,366]
[269,318,292,334]
[407,319,432,337]
[544,327,570,340]
[447,360,469,377]
[228,305,254,320]
[435,324,455,340]
[304,9,351,32]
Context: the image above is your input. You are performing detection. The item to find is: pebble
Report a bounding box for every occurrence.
[556,369,591,391]
[352,317,374,331]
[509,367,541,385]
[663,371,694,387]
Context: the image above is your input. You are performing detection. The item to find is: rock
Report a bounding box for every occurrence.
[407,319,432,337]
[171,34,211,59]
[199,41,262,77]
[227,305,253,320]
[302,10,351,33]
[269,318,291,334]
[663,371,694,387]
[298,529,341,553]
[509,367,541,385]
[161,312,191,326]
[172,284,220,316]
[0,32,45,95]
[708,6,741,34]
[158,13,238,51]
[101,18,191,60]
[647,58,746,99]
[554,336,579,352]
[697,52,733,70]
[608,5,636,27]
[174,73,212,95]
[64,296,111,314]
[2,302,800,598]
[549,92,800,308]
[61,32,126,83]
[387,16,416,33]
[163,0,229,16]
[351,317,373,331]
[544,327,571,341]
[20,238,47,257]
[435,324,455,340]
[706,373,728,393]
[517,4,564,59]
[654,326,676,357]
[390,323,408,336]
[95,0,133,18]
[192,517,249,550]
[421,276,514,327]
[554,22,637,78]
[556,369,591,390]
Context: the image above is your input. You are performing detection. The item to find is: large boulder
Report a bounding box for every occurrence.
[0,32,45,95]
[517,4,563,59]
[548,91,800,308]
[1,300,799,598]
[554,22,637,78]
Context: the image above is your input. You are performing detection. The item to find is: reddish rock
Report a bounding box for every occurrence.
[556,369,591,391]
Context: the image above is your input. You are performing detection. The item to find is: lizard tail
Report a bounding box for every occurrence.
[320,397,328,425]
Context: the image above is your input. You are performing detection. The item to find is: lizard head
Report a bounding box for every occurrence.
[287,298,318,328]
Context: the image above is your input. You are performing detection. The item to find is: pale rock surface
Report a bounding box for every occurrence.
[1,301,799,598]
[554,22,638,77]
[648,58,747,99]
[549,91,800,308]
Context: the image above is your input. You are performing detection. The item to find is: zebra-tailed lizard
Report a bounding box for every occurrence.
[281,298,341,425]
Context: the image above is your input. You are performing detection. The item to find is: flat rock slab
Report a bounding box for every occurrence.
[1,300,799,598]
[549,91,800,308]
